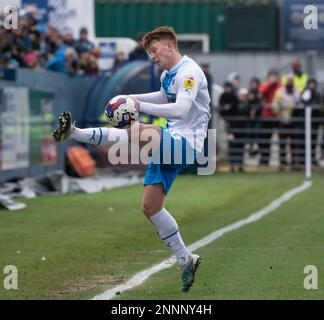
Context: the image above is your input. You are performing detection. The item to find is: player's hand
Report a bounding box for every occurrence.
[129,96,140,111]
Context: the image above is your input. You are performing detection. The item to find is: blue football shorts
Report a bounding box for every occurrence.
[144,127,197,195]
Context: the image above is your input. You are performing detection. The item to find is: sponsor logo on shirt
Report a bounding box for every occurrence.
[184,77,194,89]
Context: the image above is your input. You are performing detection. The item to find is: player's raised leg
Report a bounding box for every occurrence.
[52,111,162,152]
[52,111,130,146]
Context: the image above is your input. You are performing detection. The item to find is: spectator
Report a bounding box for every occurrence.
[0,52,19,69]
[227,72,241,96]
[64,47,79,76]
[113,51,128,72]
[62,30,75,47]
[200,63,213,127]
[258,69,281,166]
[91,47,101,59]
[293,78,322,166]
[16,15,32,51]
[301,79,321,106]
[24,51,40,69]
[45,34,69,73]
[128,33,148,61]
[247,77,263,156]
[219,82,239,118]
[78,52,99,77]
[28,29,41,51]
[0,27,8,52]
[38,29,49,65]
[200,62,214,156]
[201,63,213,101]
[75,27,94,56]
[46,26,61,54]
[219,81,242,171]
[234,87,252,171]
[201,63,213,104]
[88,53,99,76]
[282,59,308,93]
[272,74,300,169]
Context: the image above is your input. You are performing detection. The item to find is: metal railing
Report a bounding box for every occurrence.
[215,105,324,175]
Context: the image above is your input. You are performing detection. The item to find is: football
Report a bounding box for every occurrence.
[104,95,138,128]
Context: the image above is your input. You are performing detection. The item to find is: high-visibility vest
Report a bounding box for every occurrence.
[140,114,151,124]
[153,117,167,128]
[282,73,308,93]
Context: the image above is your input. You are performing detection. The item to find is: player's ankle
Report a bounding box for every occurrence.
[68,126,77,139]
[178,253,191,268]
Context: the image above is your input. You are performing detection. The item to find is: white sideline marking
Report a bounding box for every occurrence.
[93,180,312,300]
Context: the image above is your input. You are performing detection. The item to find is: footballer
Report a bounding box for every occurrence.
[52,26,211,292]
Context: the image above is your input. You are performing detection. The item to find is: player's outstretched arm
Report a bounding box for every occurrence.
[139,97,193,119]
[130,91,167,104]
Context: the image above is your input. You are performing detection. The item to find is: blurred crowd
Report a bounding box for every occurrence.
[111,33,149,73]
[0,7,150,77]
[0,8,99,76]
[218,59,324,171]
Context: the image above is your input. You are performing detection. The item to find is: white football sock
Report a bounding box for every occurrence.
[150,207,190,266]
[69,127,129,146]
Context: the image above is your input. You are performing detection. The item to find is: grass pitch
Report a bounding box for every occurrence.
[0,172,323,300]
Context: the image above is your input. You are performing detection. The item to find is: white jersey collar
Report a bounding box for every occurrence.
[168,55,188,73]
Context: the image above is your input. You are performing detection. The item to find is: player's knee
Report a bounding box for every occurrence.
[141,201,162,217]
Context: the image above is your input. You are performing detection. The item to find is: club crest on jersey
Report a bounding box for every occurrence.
[184,77,194,89]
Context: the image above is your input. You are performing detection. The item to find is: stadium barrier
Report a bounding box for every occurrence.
[215,105,324,176]
[0,68,95,183]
